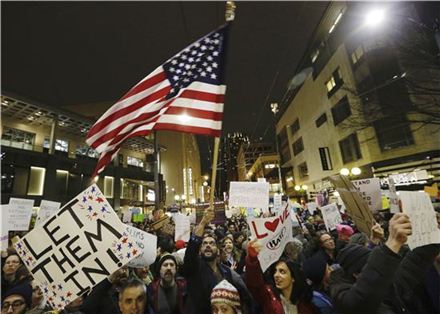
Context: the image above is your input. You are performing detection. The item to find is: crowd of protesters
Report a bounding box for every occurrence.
[2,200,440,314]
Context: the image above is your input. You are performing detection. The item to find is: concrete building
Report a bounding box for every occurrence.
[276,2,440,200]
[236,142,275,181]
[1,93,202,211]
[247,153,282,195]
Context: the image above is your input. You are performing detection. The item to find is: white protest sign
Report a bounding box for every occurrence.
[388,177,399,214]
[352,178,382,211]
[35,200,61,227]
[229,181,269,209]
[14,184,141,311]
[122,211,132,223]
[174,213,191,242]
[306,202,318,213]
[273,194,282,212]
[8,198,35,231]
[248,205,293,272]
[320,203,343,231]
[1,205,12,250]
[125,225,157,268]
[399,191,440,250]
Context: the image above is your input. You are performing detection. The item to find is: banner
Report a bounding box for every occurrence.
[320,203,343,231]
[14,185,141,310]
[248,205,293,272]
[351,178,382,211]
[329,175,373,236]
[35,200,61,227]
[174,214,191,242]
[8,198,35,231]
[399,191,440,249]
[125,225,157,268]
[229,182,269,209]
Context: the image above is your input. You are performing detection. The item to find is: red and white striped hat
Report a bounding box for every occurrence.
[210,280,242,313]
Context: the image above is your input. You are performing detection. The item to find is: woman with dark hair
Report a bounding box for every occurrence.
[245,239,317,314]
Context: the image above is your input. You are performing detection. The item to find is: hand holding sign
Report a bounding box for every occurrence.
[385,213,412,253]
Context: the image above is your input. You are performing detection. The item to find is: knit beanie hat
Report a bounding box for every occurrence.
[156,253,177,276]
[2,283,33,308]
[349,233,368,246]
[337,243,371,275]
[210,280,242,314]
[303,254,327,286]
[336,224,354,237]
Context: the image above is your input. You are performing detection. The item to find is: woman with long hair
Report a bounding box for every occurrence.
[245,239,317,314]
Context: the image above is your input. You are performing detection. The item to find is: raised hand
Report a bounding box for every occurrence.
[385,213,412,253]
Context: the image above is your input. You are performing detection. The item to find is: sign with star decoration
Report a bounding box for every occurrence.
[14,184,141,311]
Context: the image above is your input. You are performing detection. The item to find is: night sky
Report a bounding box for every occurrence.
[1,1,328,170]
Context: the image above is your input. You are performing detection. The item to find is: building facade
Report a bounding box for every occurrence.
[276,2,440,200]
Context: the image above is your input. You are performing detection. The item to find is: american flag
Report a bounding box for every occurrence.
[86,24,228,176]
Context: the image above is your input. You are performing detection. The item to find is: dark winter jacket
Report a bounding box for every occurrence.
[147,278,186,314]
[181,234,254,314]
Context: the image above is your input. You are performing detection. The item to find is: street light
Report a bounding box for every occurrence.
[174,195,180,201]
[364,9,385,27]
[270,102,284,194]
[340,167,362,176]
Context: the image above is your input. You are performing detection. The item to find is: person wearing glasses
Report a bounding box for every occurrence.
[1,283,32,314]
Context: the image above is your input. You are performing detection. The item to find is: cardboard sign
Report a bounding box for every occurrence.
[352,178,382,211]
[174,214,190,242]
[229,182,269,209]
[320,203,343,231]
[248,205,293,272]
[35,200,61,227]
[8,198,35,231]
[399,191,440,249]
[125,225,157,268]
[14,185,141,310]
[150,215,170,230]
[388,177,399,214]
[329,175,373,236]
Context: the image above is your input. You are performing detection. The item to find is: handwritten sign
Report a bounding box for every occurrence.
[174,214,190,242]
[8,198,35,231]
[35,200,61,227]
[351,178,382,211]
[248,205,292,272]
[330,175,373,236]
[122,211,132,223]
[320,203,342,231]
[306,202,318,213]
[388,177,399,214]
[229,182,269,209]
[14,185,141,311]
[125,225,157,268]
[399,191,440,250]
[273,194,282,211]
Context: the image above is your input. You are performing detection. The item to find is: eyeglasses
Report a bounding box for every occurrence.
[321,238,334,243]
[2,300,25,310]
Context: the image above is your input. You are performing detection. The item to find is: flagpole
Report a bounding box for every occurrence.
[208,1,235,209]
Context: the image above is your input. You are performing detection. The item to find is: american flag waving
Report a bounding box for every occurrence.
[86,24,228,176]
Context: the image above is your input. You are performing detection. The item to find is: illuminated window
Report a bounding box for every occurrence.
[2,127,35,150]
[43,137,69,152]
[351,46,364,64]
[28,167,45,196]
[127,156,144,168]
[76,144,99,158]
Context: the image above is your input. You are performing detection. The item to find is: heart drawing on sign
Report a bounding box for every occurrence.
[264,218,280,232]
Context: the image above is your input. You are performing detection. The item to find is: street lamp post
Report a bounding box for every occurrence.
[270,102,284,195]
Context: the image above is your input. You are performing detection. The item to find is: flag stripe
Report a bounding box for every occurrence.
[153,123,222,137]
[89,84,225,150]
[165,106,223,121]
[119,69,166,101]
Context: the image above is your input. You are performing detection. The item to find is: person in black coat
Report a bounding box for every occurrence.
[329,212,440,314]
[180,207,254,314]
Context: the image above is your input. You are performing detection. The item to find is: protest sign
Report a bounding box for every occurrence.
[35,200,61,227]
[8,198,35,231]
[320,203,343,231]
[14,184,141,310]
[122,211,132,223]
[399,191,440,250]
[306,202,318,213]
[273,194,282,211]
[388,177,399,214]
[229,181,269,209]
[351,178,382,211]
[1,205,12,250]
[150,215,170,230]
[248,205,293,272]
[330,175,373,236]
[125,225,157,268]
[174,214,191,242]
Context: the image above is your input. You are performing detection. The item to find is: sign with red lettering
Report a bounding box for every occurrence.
[248,205,293,272]
[14,185,141,311]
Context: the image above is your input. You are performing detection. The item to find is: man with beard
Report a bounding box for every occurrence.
[181,208,254,314]
[81,266,129,314]
[148,254,186,313]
